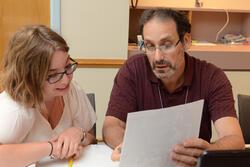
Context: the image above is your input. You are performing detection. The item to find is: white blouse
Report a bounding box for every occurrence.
[0,82,96,143]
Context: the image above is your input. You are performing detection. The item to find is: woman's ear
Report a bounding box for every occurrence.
[183,33,192,50]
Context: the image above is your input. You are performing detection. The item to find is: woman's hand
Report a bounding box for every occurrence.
[50,127,84,159]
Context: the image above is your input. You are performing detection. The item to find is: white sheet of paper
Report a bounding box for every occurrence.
[37,144,119,167]
[119,99,204,167]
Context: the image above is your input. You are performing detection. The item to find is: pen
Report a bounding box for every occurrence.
[68,158,73,167]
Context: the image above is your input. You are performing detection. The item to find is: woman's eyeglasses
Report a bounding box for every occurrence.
[47,57,78,84]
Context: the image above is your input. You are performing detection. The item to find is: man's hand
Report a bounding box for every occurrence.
[170,137,210,167]
[111,143,122,161]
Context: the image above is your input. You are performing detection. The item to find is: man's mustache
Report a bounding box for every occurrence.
[153,59,176,70]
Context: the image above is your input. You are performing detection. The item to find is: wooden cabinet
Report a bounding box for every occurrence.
[129,0,195,9]
[201,0,250,11]
[188,10,250,70]
[0,0,50,91]
[130,0,250,11]
[189,11,250,46]
[128,1,250,70]
[0,0,50,64]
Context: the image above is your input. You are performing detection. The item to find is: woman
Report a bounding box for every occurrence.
[0,25,96,166]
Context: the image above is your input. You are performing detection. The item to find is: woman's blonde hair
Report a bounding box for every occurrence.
[1,25,69,109]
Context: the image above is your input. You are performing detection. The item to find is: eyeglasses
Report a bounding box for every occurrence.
[143,39,180,54]
[47,57,78,84]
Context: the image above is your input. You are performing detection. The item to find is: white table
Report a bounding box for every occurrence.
[36,144,119,167]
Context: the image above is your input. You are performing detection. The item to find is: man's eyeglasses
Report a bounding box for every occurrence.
[143,39,180,55]
[47,57,78,84]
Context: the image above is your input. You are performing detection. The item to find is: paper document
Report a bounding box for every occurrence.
[119,100,204,167]
[37,144,119,167]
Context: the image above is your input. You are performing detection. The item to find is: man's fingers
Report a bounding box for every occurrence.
[183,138,209,150]
[173,144,204,158]
[171,151,197,166]
[111,145,122,161]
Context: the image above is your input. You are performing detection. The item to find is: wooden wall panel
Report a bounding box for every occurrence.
[0,0,50,91]
[0,0,50,64]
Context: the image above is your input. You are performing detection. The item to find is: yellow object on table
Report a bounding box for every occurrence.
[68,158,73,167]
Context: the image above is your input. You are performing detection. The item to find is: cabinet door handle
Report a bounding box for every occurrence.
[196,0,203,7]
[131,0,138,9]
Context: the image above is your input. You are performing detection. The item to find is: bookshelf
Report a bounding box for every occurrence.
[128,1,250,70]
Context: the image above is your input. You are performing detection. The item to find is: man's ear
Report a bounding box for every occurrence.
[183,33,192,50]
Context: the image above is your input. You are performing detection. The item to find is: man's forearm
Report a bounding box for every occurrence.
[209,135,245,150]
[103,126,125,149]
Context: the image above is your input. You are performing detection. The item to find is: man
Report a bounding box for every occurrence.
[103,8,244,167]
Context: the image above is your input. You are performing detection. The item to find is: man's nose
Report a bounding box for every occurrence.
[154,47,164,61]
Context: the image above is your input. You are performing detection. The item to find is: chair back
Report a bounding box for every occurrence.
[87,93,96,137]
[238,94,250,144]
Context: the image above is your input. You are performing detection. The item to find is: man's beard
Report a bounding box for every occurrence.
[152,59,176,79]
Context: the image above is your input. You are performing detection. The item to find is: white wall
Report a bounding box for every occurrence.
[73,68,118,139]
[61,0,129,59]
[60,0,129,139]
[211,71,250,142]
[227,72,250,100]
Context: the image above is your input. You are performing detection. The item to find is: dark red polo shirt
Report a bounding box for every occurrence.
[106,53,236,142]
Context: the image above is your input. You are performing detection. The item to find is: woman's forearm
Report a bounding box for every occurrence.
[0,142,52,167]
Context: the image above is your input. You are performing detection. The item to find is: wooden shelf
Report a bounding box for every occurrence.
[128,2,250,70]
[128,44,250,71]
[128,44,250,54]
[128,45,144,57]
[190,44,250,52]
[129,0,250,13]
[76,58,125,68]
